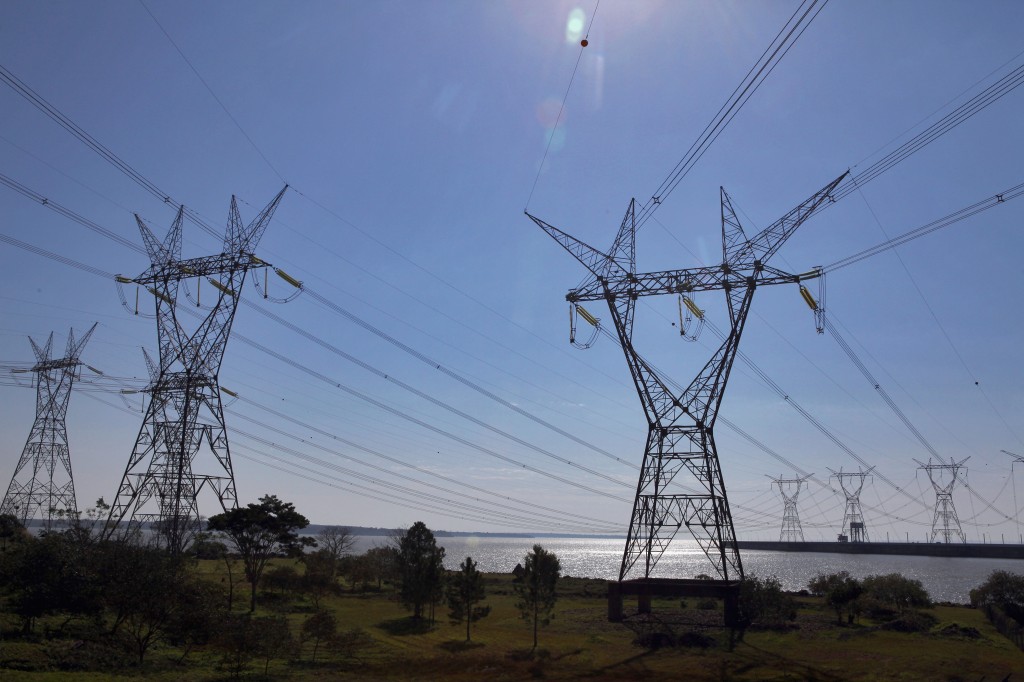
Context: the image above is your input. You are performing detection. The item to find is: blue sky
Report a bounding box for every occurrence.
[1,1,1022,552]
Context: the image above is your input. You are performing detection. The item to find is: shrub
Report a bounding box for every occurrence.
[970,570,1024,625]
[808,571,862,625]
[738,575,796,628]
[862,573,930,616]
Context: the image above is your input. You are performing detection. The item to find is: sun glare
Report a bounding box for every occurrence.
[565,7,586,44]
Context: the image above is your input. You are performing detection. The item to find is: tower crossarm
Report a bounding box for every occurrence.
[566,262,819,303]
[127,252,269,286]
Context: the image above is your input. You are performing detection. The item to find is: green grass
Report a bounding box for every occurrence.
[2,562,1022,680]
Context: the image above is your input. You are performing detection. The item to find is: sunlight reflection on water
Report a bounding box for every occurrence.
[349,535,1023,604]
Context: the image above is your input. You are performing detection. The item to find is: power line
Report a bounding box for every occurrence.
[634,0,831,229]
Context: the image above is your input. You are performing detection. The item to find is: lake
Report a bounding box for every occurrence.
[348,535,1024,604]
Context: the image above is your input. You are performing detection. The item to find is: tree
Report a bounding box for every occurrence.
[212,613,259,677]
[808,571,863,624]
[862,573,930,615]
[736,574,796,632]
[98,542,190,663]
[4,527,104,633]
[253,615,295,674]
[302,549,340,609]
[447,556,490,641]
[971,570,1024,623]
[514,544,561,650]
[302,609,337,662]
[365,545,399,589]
[0,513,27,552]
[317,525,355,577]
[207,494,315,612]
[164,579,227,663]
[397,521,446,620]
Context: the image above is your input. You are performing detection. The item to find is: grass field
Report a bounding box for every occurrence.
[2,560,1022,681]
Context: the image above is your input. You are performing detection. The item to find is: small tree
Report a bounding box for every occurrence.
[0,513,27,552]
[302,609,337,662]
[514,544,561,650]
[207,494,315,612]
[397,522,446,620]
[862,573,930,615]
[212,613,258,677]
[971,570,1024,623]
[808,571,862,624]
[317,525,355,577]
[447,556,490,641]
[253,615,295,674]
[164,579,227,663]
[302,549,340,609]
[366,545,399,589]
[737,574,796,631]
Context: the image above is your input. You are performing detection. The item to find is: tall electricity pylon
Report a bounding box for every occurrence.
[528,171,846,582]
[105,187,287,553]
[1,324,96,528]
[829,467,872,543]
[916,457,968,543]
[770,475,810,542]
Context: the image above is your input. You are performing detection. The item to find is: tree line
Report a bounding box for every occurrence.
[0,497,563,674]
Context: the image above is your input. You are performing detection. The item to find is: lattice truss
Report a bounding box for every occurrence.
[105,187,286,553]
[772,475,810,542]
[830,467,872,543]
[916,457,968,544]
[529,172,847,581]
[1,324,96,527]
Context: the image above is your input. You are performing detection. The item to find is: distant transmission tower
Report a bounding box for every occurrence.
[105,187,288,553]
[916,457,968,543]
[829,467,872,543]
[1,324,97,528]
[770,475,810,542]
[529,172,846,582]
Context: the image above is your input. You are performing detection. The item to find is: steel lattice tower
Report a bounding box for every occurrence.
[916,457,968,544]
[105,187,287,553]
[529,172,846,581]
[829,467,872,543]
[1,324,96,528]
[770,475,810,542]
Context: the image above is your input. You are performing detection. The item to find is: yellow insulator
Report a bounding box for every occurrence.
[147,287,174,306]
[178,265,195,275]
[249,254,266,266]
[115,275,134,283]
[275,269,303,289]
[220,386,238,398]
[576,305,599,327]
[799,286,818,311]
[209,278,236,297]
[682,296,704,319]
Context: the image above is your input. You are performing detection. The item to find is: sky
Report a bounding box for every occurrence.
[0,1,1022,557]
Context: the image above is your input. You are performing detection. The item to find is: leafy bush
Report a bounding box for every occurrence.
[738,575,796,628]
[861,573,930,616]
[970,570,1024,625]
[808,571,862,624]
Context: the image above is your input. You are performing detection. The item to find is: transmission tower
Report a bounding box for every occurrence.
[1,323,97,528]
[105,187,287,553]
[770,474,810,542]
[528,171,847,581]
[829,466,872,543]
[915,457,968,543]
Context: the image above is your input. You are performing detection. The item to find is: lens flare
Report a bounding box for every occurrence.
[565,7,585,44]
